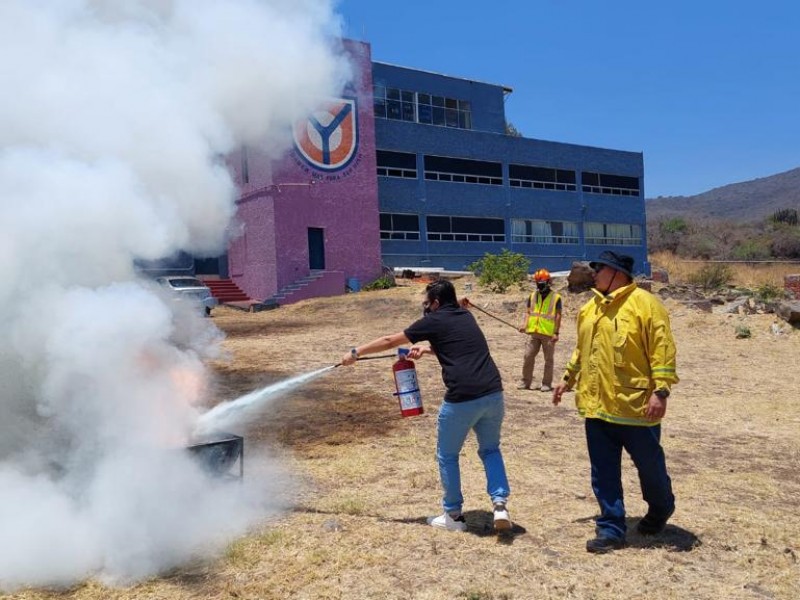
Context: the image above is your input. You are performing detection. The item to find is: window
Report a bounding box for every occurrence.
[380,213,420,240]
[416,94,471,129]
[581,172,640,196]
[374,85,416,123]
[511,219,579,244]
[509,164,576,191]
[377,150,417,179]
[426,215,505,242]
[584,222,642,245]
[423,155,503,185]
[373,87,472,130]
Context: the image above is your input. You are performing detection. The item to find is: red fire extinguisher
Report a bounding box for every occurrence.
[392,348,424,417]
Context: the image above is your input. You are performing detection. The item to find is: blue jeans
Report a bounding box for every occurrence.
[436,390,510,514]
[585,418,675,541]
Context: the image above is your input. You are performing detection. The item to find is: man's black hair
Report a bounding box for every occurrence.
[425,279,458,307]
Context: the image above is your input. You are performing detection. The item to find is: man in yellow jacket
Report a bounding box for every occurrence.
[553,251,678,554]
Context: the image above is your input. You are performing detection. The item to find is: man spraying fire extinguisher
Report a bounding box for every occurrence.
[340,279,512,533]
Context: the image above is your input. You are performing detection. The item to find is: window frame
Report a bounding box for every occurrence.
[379,212,421,241]
[426,215,505,243]
[583,222,643,246]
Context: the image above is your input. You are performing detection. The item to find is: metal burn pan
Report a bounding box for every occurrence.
[186,432,243,480]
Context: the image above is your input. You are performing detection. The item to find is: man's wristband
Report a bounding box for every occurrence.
[350,347,359,359]
[654,388,670,400]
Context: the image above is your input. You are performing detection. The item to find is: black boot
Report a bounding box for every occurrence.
[636,509,674,535]
[586,536,625,553]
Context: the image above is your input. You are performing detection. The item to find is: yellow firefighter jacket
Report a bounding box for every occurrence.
[561,282,678,426]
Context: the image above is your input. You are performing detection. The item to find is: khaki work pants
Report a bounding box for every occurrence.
[521,334,555,388]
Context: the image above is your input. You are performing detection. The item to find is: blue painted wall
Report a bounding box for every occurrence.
[373,63,650,276]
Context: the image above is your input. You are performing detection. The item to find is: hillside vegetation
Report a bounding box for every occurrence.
[648,210,800,261]
[647,166,800,222]
[646,166,800,262]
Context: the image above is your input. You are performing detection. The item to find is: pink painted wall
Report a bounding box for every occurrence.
[227,40,381,301]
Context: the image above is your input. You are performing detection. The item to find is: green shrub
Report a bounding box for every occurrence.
[677,233,720,259]
[362,275,395,291]
[770,208,798,226]
[649,217,691,253]
[735,324,751,339]
[731,239,771,261]
[771,228,800,258]
[660,217,689,235]
[468,249,530,293]
[754,282,784,302]
[688,263,733,290]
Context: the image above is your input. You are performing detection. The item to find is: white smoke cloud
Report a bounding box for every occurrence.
[0,0,349,589]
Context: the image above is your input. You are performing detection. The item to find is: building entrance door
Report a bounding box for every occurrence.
[194,254,229,278]
[308,228,325,270]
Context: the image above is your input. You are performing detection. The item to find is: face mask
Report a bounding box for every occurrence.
[536,282,549,292]
[422,300,432,316]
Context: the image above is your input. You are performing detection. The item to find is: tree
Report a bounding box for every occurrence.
[468,249,530,293]
[505,122,522,137]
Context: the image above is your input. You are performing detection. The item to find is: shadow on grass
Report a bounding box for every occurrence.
[292,506,527,544]
[383,511,527,544]
[573,513,701,552]
[462,509,528,545]
[627,519,702,552]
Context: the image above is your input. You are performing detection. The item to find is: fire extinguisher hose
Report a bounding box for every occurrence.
[333,354,397,368]
[465,300,521,332]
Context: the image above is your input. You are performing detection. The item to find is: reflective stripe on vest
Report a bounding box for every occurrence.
[526,291,560,336]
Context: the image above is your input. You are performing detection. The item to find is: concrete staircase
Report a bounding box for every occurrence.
[267,270,345,305]
[202,278,252,303]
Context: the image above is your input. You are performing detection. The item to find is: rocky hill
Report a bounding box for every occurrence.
[646,166,800,223]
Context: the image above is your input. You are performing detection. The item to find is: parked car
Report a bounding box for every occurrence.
[156,276,218,316]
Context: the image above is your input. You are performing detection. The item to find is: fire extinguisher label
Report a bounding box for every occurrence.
[395,369,422,410]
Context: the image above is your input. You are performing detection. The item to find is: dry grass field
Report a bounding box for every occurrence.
[649,251,800,287]
[6,275,800,600]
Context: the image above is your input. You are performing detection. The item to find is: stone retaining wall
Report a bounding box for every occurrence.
[785,274,800,300]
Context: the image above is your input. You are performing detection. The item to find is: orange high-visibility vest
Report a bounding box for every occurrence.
[526,291,561,336]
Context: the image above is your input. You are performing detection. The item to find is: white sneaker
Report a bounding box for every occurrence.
[493,503,512,531]
[427,512,467,532]
[539,384,553,392]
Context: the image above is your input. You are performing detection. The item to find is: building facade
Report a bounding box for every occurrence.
[218,42,648,304]
[225,40,383,303]
[372,62,648,275]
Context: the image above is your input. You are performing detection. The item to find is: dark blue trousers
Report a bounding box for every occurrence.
[585,418,675,541]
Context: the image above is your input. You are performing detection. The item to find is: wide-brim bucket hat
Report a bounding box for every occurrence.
[589,250,635,278]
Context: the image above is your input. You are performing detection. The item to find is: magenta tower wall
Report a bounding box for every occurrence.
[227,40,381,303]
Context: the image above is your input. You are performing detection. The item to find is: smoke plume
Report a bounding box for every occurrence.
[0,0,348,589]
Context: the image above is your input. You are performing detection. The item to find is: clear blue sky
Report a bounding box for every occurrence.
[337,0,800,198]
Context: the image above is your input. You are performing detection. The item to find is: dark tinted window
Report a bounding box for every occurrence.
[377,150,416,170]
[452,217,504,234]
[582,171,640,192]
[392,214,419,231]
[582,172,600,186]
[424,155,502,178]
[600,173,639,190]
[427,216,451,232]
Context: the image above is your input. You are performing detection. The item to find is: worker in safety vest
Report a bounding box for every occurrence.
[517,268,562,392]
